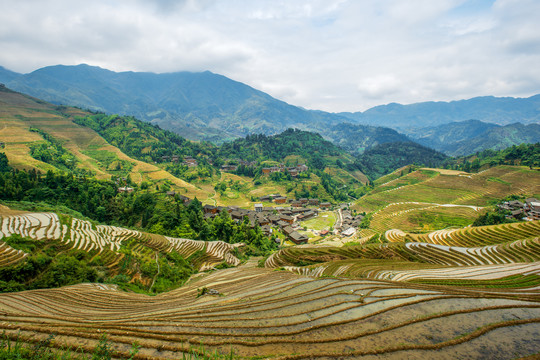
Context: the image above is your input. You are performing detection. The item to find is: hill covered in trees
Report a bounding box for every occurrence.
[447,142,540,172]
[217,128,355,169]
[355,142,448,180]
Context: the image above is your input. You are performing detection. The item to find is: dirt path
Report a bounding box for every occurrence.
[207,172,224,207]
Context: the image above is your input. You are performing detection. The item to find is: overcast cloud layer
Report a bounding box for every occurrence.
[1,0,539,112]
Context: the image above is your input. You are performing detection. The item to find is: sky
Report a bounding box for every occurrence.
[1,0,539,112]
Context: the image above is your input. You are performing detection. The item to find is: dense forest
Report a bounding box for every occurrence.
[216,128,347,168]
[445,142,540,172]
[354,141,448,180]
[326,123,410,155]
[74,113,215,164]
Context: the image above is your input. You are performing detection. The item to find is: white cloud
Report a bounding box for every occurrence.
[0,0,539,112]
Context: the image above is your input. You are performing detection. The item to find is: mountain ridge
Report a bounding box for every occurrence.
[2,64,539,154]
[0,64,351,143]
[338,94,540,130]
[407,120,540,156]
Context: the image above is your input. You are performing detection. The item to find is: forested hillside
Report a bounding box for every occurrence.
[355,142,448,180]
[73,113,215,163]
[217,128,354,169]
[446,142,540,172]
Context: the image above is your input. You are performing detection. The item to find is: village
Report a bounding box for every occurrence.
[157,191,365,246]
[498,197,540,221]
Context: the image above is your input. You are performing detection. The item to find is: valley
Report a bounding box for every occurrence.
[0,84,539,359]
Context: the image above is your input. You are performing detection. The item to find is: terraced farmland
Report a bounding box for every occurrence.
[354,166,540,214]
[0,211,242,271]
[0,262,539,359]
[266,220,540,285]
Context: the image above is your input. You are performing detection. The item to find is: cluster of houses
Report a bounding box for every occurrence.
[158,155,198,167]
[201,202,320,244]
[498,198,540,221]
[337,209,364,237]
[221,159,258,172]
[258,194,332,209]
[262,164,309,177]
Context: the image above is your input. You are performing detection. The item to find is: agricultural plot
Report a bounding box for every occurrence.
[266,220,540,284]
[371,202,481,233]
[0,211,243,271]
[300,211,336,231]
[390,220,540,247]
[354,165,540,213]
[0,263,539,359]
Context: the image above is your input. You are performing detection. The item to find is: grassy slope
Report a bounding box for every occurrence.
[0,87,209,200]
[354,165,540,214]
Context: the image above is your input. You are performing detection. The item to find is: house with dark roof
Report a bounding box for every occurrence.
[282,226,294,235]
[289,231,308,244]
[280,215,294,224]
[274,196,287,204]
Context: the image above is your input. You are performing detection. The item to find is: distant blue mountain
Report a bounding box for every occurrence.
[0,66,20,83]
[408,120,540,156]
[338,95,540,130]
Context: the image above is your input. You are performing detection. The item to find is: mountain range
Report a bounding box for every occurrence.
[1,64,539,155]
[0,64,351,143]
[338,95,540,131]
[407,120,540,156]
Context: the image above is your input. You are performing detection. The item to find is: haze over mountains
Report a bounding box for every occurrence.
[1,64,539,155]
[408,120,540,156]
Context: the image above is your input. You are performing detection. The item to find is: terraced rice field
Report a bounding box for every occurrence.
[0,212,242,270]
[354,166,540,213]
[387,220,540,247]
[370,202,481,233]
[0,262,538,359]
[266,220,540,286]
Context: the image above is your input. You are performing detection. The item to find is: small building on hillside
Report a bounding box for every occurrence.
[254,203,263,213]
[261,225,272,236]
[309,198,319,205]
[118,187,134,193]
[203,204,218,214]
[320,202,331,209]
[342,227,356,237]
[282,226,294,236]
[291,201,302,208]
[289,231,308,244]
[280,215,294,224]
[268,215,281,224]
[274,196,287,204]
